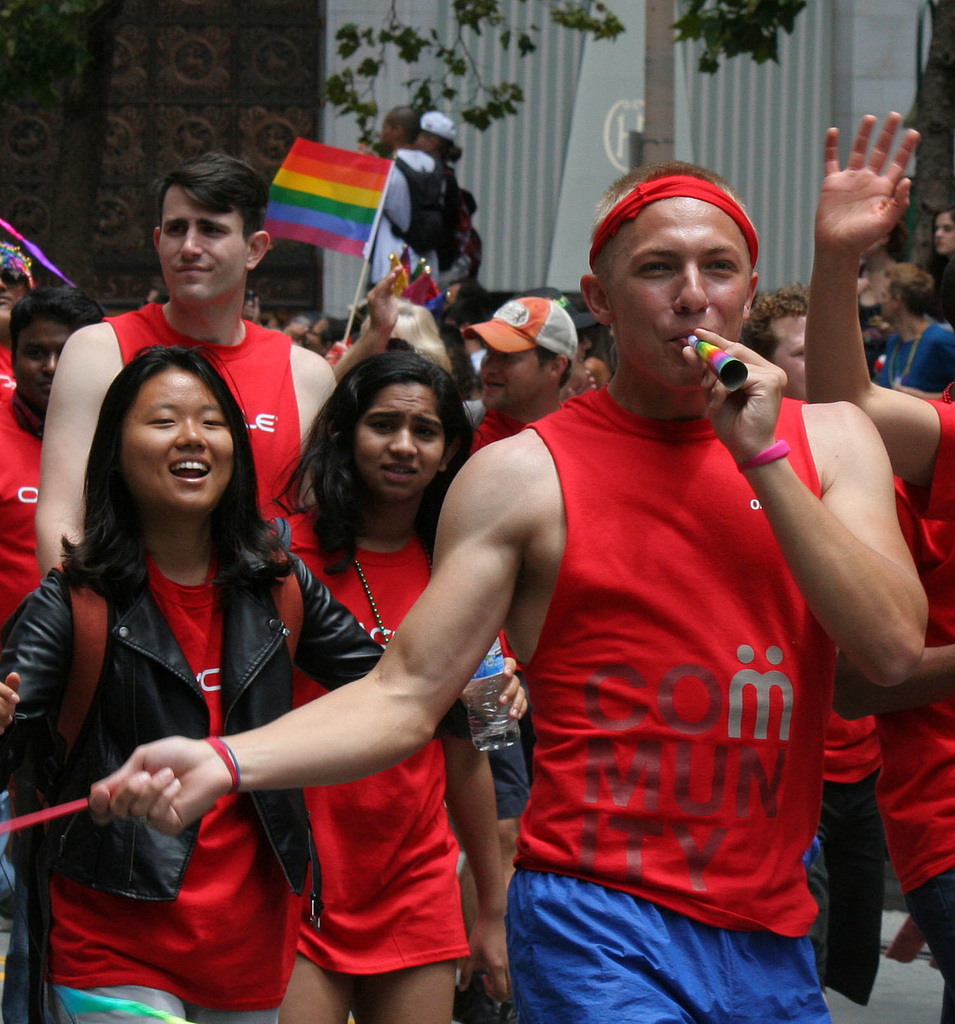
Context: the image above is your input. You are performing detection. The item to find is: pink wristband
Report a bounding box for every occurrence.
[206,736,241,794]
[737,440,790,472]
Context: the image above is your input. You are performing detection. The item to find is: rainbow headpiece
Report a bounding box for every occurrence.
[0,242,34,288]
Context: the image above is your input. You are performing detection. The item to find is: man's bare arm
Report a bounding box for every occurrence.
[442,735,510,1000]
[91,433,555,829]
[835,646,955,718]
[289,343,336,437]
[745,399,926,687]
[36,322,124,573]
[694,327,925,685]
[805,112,939,487]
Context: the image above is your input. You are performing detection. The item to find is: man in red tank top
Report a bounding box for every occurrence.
[97,126,927,1024]
[745,283,885,1006]
[36,152,336,572]
[805,113,955,1020]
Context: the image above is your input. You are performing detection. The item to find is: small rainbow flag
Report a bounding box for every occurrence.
[265,139,392,259]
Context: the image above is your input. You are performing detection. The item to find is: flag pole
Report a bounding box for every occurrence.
[342,160,394,346]
[342,258,371,343]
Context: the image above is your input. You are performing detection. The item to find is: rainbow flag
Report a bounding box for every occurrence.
[265,139,392,258]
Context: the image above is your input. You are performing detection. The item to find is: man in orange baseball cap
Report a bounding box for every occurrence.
[464,296,577,450]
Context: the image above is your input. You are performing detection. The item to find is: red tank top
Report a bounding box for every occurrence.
[108,304,300,513]
[521,389,834,936]
[823,711,880,783]
[875,479,955,892]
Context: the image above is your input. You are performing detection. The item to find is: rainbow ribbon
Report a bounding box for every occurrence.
[54,986,199,1024]
[0,215,75,287]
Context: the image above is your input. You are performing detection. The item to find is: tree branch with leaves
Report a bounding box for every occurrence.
[672,0,807,73]
[324,0,625,146]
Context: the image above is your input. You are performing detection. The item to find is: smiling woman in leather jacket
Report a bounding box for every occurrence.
[0,346,383,1024]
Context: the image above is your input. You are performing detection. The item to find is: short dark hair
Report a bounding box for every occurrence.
[287,351,472,571]
[9,287,103,358]
[444,283,494,329]
[62,346,290,600]
[535,346,572,388]
[742,284,809,361]
[155,152,269,238]
[384,106,420,144]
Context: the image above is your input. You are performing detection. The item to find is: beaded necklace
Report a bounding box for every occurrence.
[353,559,389,644]
[353,546,432,646]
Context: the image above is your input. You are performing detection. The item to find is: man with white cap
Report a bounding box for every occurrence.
[465,296,577,451]
[418,110,457,157]
[416,110,482,285]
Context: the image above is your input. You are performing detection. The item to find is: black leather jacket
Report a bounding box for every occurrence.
[0,558,383,901]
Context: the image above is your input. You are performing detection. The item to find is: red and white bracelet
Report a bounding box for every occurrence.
[206,736,241,794]
[737,440,791,472]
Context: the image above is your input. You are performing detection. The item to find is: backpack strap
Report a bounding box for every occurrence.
[57,584,109,763]
[271,519,303,659]
[273,569,304,660]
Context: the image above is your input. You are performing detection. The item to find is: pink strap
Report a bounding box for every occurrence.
[0,797,88,836]
[737,440,791,472]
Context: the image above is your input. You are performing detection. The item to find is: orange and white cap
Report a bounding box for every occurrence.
[463,297,577,359]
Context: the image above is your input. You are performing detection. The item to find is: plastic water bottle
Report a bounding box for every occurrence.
[462,638,520,751]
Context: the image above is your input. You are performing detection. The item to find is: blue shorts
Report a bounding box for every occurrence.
[505,870,831,1024]
[488,741,529,820]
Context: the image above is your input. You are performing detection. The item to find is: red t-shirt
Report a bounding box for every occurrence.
[0,400,41,627]
[290,516,469,972]
[520,389,835,936]
[0,346,15,400]
[906,400,955,521]
[869,467,955,892]
[822,711,880,783]
[48,563,300,1008]
[108,304,301,514]
[471,407,527,453]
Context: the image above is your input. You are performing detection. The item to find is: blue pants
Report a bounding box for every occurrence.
[905,864,955,1024]
[506,869,831,1024]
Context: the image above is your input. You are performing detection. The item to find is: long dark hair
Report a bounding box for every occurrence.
[926,206,955,297]
[288,351,472,572]
[62,346,290,600]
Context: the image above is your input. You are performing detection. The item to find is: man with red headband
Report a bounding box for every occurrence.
[91,154,926,1022]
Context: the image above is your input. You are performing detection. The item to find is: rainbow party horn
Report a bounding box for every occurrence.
[688,334,748,391]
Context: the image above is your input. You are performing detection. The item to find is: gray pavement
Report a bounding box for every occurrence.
[829,909,944,1023]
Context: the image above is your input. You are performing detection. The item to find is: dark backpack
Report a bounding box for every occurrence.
[453,185,482,279]
[393,156,446,256]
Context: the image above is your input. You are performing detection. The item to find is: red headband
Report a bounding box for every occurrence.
[589,175,759,271]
